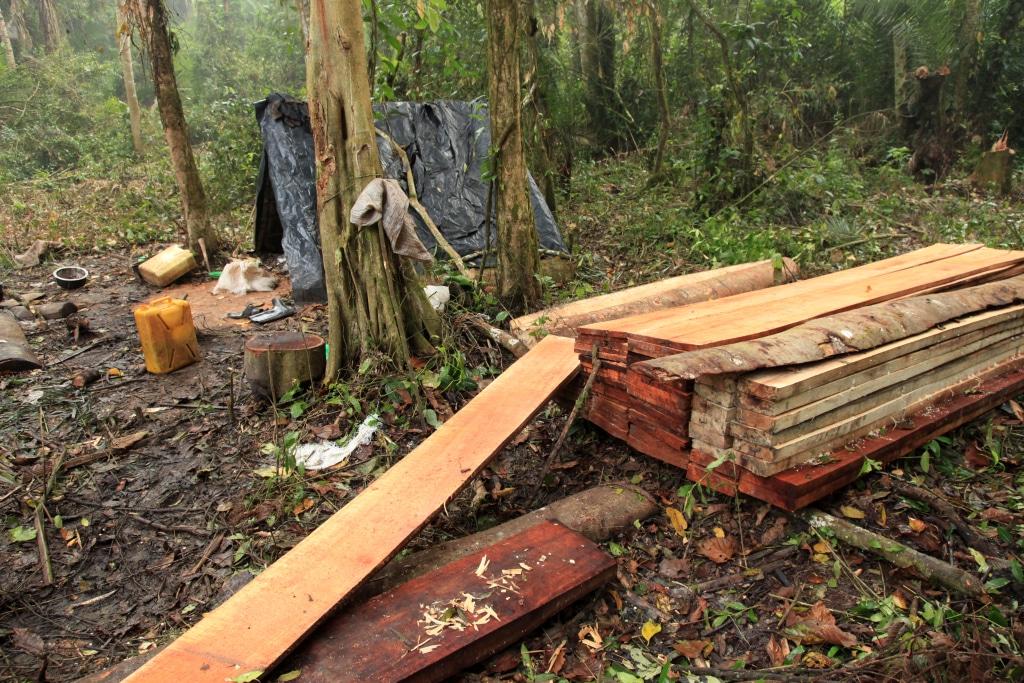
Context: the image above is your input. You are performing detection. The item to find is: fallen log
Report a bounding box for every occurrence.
[798,508,988,600]
[510,258,798,346]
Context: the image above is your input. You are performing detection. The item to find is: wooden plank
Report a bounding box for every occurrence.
[580,244,981,340]
[733,318,1024,431]
[627,421,691,468]
[584,394,630,440]
[733,351,1024,475]
[694,380,739,408]
[512,258,796,344]
[688,422,733,450]
[738,304,1024,403]
[120,335,581,683]
[628,409,692,449]
[625,372,693,412]
[273,520,616,683]
[629,247,1024,353]
[688,367,1024,510]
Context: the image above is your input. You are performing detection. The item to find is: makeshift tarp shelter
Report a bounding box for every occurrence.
[254,94,568,304]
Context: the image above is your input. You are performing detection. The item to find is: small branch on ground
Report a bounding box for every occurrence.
[797,508,988,600]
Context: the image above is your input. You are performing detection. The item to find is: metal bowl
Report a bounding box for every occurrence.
[53,266,89,290]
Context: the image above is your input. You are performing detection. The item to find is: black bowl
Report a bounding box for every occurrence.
[53,266,88,290]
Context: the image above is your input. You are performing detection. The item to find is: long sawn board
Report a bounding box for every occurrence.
[121,335,581,683]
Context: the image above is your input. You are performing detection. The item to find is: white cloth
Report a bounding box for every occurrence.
[349,178,434,263]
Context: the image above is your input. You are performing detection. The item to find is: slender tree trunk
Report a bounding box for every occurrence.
[649,0,669,177]
[38,0,62,52]
[952,0,981,117]
[576,0,618,153]
[142,0,219,253]
[294,0,310,48]
[893,29,908,110]
[10,0,32,58]
[116,1,144,156]
[520,0,557,215]
[487,0,539,311]
[307,0,439,379]
[0,8,16,70]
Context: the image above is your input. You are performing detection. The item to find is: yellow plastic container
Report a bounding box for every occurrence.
[138,245,197,287]
[134,296,200,374]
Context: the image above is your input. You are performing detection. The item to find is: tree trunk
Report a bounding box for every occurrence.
[116,0,144,156]
[952,0,981,117]
[893,29,907,109]
[38,0,61,52]
[307,0,440,379]
[649,0,669,177]
[520,0,557,216]
[142,0,218,253]
[0,8,15,70]
[576,0,618,152]
[10,0,32,58]
[487,0,540,312]
[294,0,310,48]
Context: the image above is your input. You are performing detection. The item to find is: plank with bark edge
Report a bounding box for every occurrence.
[627,247,1024,354]
[578,243,980,343]
[119,335,580,683]
[737,303,1024,405]
[686,365,1024,509]
[732,352,1024,475]
[732,320,1024,434]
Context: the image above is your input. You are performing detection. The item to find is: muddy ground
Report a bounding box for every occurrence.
[2,248,1024,683]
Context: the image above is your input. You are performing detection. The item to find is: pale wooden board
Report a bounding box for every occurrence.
[734,319,1024,432]
[732,351,1024,475]
[732,334,1024,448]
[579,244,981,338]
[120,335,581,683]
[738,304,1024,402]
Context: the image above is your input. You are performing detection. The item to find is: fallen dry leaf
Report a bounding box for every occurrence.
[759,517,788,547]
[802,651,834,668]
[1009,400,1024,422]
[964,440,992,470]
[840,505,865,519]
[783,601,858,648]
[981,507,1015,525]
[697,536,737,564]
[672,639,711,659]
[658,557,691,580]
[292,498,314,516]
[665,507,688,535]
[908,518,928,533]
[766,634,790,667]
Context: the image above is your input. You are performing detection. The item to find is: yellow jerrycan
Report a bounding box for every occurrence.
[133,296,200,374]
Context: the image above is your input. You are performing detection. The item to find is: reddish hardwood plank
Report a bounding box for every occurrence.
[120,335,581,683]
[585,394,630,440]
[627,422,690,468]
[273,520,616,683]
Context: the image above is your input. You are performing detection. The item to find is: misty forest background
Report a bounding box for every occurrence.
[1,0,1024,289]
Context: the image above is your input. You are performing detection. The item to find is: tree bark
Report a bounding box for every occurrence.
[141,0,219,253]
[649,0,669,177]
[9,0,30,57]
[116,0,144,156]
[520,0,557,216]
[294,0,310,48]
[38,0,61,52]
[487,0,540,312]
[0,7,15,70]
[576,0,619,152]
[952,0,981,117]
[307,0,440,379]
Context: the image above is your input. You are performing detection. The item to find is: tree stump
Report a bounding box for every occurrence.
[0,310,42,372]
[243,331,326,402]
[972,149,1014,195]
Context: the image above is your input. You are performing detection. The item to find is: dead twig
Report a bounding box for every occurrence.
[130,513,211,537]
[798,508,988,600]
[464,316,527,358]
[187,530,227,576]
[47,337,114,366]
[673,666,841,683]
[532,346,600,502]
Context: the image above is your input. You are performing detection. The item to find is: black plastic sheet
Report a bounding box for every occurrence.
[254,95,567,304]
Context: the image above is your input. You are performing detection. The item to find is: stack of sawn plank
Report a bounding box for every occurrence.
[576,244,1024,509]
